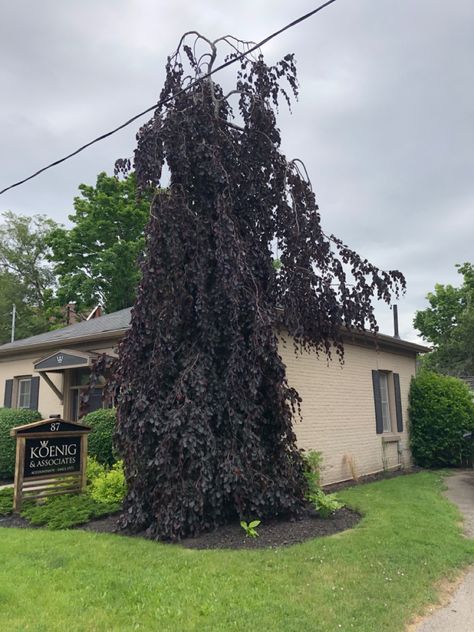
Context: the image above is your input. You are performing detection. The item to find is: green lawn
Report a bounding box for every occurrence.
[0,472,472,632]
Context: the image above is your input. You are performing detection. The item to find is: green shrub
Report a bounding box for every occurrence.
[302,450,323,496]
[240,519,261,538]
[83,408,117,466]
[308,489,344,518]
[0,487,13,516]
[20,493,119,530]
[409,371,474,467]
[16,455,123,529]
[86,456,107,483]
[302,450,343,517]
[0,408,42,479]
[89,460,126,505]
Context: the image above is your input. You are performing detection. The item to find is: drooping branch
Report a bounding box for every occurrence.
[110,33,405,540]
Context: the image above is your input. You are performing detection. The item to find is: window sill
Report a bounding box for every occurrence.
[382,434,401,443]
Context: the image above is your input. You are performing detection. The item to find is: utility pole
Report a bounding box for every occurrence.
[11,303,16,343]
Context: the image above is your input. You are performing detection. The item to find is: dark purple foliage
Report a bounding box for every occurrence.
[109,34,405,540]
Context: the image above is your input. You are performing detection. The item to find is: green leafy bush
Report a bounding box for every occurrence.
[13,457,125,530]
[302,450,323,495]
[20,494,119,530]
[409,371,474,467]
[302,450,344,517]
[83,408,117,466]
[89,460,126,505]
[240,520,261,537]
[0,408,42,479]
[86,456,107,483]
[303,450,344,518]
[308,489,344,518]
[0,487,13,516]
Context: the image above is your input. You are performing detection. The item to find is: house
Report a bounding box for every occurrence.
[0,308,428,485]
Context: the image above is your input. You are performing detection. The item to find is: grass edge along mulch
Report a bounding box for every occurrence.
[0,471,473,632]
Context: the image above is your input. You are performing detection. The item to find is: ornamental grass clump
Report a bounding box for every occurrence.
[107,33,405,541]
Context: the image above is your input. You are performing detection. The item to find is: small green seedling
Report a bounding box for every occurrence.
[240,519,261,538]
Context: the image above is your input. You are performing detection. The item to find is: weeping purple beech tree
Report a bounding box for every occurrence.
[110,34,405,540]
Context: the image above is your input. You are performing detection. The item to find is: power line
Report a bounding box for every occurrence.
[0,0,338,197]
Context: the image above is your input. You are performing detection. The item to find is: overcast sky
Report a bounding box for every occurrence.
[1,0,473,342]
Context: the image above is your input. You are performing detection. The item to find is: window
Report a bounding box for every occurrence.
[372,370,404,435]
[69,368,110,421]
[17,378,32,409]
[3,376,39,410]
[379,372,392,433]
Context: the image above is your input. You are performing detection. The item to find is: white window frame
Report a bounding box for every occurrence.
[16,377,32,409]
[379,372,392,433]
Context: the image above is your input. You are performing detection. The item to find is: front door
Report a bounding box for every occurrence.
[69,368,104,420]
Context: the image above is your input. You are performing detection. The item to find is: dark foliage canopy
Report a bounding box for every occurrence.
[110,34,405,540]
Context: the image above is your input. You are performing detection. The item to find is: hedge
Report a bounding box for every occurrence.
[0,408,42,479]
[409,371,474,467]
[83,408,117,466]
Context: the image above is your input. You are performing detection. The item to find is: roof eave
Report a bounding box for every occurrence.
[0,328,127,359]
[341,329,431,354]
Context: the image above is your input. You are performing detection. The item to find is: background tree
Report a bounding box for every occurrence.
[0,272,47,344]
[0,211,57,308]
[0,212,58,342]
[48,172,152,313]
[110,34,405,540]
[414,263,474,376]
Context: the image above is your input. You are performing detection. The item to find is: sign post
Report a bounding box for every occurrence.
[10,415,91,512]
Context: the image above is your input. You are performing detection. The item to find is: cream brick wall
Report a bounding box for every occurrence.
[280,337,416,485]
[0,334,416,485]
[0,355,63,418]
[0,337,120,420]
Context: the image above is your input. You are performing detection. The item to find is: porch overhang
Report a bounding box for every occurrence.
[33,349,99,372]
[33,349,110,404]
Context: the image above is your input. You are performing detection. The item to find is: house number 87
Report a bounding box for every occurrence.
[50,423,60,432]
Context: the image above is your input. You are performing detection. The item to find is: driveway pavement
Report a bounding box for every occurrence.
[414,470,474,632]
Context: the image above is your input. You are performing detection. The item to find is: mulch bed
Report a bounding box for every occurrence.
[77,506,361,549]
[0,506,360,549]
[177,507,360,549]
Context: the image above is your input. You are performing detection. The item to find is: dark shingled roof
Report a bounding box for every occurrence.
[0,306,430,356]
[0,308,131,355]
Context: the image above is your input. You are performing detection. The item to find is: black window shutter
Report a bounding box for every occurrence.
[3,379,13,408]
[372,370,383,434]
[30,376,40,411]
[393,373,403,432]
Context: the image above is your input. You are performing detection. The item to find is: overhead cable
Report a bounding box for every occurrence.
[0,0,337,196]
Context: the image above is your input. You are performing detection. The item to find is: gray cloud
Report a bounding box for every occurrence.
[1,0,473,342]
